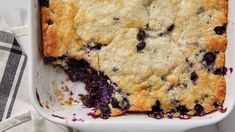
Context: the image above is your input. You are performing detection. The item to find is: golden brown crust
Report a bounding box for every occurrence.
[41,0,83,57]
[207,37,227,52]
[215,52,225,69]
[110,108,125,116]
[128,95,155,112]
[41,7,61,57]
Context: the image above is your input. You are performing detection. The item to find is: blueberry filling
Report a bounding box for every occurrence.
[167,24,175,32]
[137,42,146,52]
[40,0,49,7]
[214,25,226,35]
[137,29,146,41]
[194,104,204,116]
[54,58,130,118]
[44,57,58,64]
[176,105,189,115]
[203,52,216,65]
[64,59,113,108]
[44,55,67,64]
[190,71,198,84]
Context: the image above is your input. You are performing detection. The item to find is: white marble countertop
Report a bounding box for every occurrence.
[0,0,234,132]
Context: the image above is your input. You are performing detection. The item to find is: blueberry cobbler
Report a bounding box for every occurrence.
[40,0,228,119]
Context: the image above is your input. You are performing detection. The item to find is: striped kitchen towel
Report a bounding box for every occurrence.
[0,17,27,121]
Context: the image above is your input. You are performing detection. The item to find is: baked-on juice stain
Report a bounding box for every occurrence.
[36,88,43,108]
[52,114,65,119]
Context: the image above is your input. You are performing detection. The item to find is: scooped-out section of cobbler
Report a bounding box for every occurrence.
[45,56,130,118]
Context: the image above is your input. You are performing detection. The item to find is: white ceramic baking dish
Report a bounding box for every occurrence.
[29,0,235,131]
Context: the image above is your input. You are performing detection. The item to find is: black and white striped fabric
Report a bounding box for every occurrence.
[0,30,27,121]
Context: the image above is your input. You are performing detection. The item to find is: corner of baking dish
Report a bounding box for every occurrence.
[28,0,235,131]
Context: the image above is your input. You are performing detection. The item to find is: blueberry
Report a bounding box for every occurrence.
[137,29,146,41]
[151,101,163,113]
[161,76,166,81]
[186,58,193,68]
[190,71,198,83]
[214,25,226,35]
[88,44,103,50]
[203,52,216,65]
[167,86,174,91]
[150,101,164,119]
[112,67,119,72]
[154,100,161,108]
[113,17,120,21]
[176,105,189,115]
[47,18,53,25]
[167,24,175,32]
[213,102,219,108]
[137,42,146,52]
[111,98,120,109]
[146,23,150,30]
[92,44,102,50]
[194,104,204,115]
[99,105,111,119]
[214,67,227,75]
[40,0,49,7]
[122,97,130,110]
